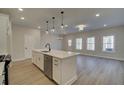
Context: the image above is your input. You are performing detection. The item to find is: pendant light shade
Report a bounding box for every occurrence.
[61,11,64,29]
[46,21,49,34]
[51,17,55,32]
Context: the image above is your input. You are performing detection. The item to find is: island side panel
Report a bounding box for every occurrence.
[52,57,62,84]
[61,56,77,85]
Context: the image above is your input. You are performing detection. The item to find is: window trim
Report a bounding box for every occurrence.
[102,35,115,53]
[87,37,95,51]
[76,38,82,50]
[68,39,72,47]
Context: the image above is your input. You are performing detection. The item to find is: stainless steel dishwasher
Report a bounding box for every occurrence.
[44,54,53,79]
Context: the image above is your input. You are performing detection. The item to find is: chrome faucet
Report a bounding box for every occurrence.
[45,43,51,51]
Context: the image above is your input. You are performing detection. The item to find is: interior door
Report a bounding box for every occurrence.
[24,35,34,59]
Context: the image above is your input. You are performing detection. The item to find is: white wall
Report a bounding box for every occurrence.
[63,26,124,61]
[12,25,63,61]
[0,14,9,54]
[40,32,63,50]
[12,24,124,61]
[7,21,13,55]
[12,25,41,61]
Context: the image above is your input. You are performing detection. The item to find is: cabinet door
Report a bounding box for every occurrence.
[32,52,35,63]
[37,54,44,71]
[36,55,40,68]
[33,52,44,71]
[53,57,61,84]
[39,53,44,71]
[0,75,5,85]
[32,52,38,67]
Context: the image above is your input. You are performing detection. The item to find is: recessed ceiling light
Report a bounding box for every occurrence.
[18,8,23,11]
[20,17,24,20]
[104,24,107,27]
[96,13,100,17]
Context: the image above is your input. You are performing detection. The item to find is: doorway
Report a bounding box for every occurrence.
[24,35,34,59]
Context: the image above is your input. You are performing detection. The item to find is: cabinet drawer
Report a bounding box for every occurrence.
[53,57,61,63]
[0,75,5,85]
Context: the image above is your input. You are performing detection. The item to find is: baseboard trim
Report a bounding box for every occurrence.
[13,58,31,62]
[64,75,77,85]
[80,53,124,61]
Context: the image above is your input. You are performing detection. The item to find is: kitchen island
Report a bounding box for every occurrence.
[32,49,79,85]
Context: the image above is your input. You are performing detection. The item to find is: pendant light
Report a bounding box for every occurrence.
[46,21,49,34]
[61,11,64,29]
[51,17,55,32]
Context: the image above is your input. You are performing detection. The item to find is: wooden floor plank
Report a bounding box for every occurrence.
[9,56,124,85]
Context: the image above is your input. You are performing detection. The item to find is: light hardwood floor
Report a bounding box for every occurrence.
[9,56,124,85]
[9,59,55,85]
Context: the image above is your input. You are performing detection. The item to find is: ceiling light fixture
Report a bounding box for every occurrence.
[51,17,55,32]
[61,11,64,29]
[76,24,87,31]
[46,21,49,34]
[20,17,24,20]
[18,8,23,11]
[96,13,100,17]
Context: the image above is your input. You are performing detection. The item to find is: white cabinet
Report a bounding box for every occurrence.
[0,62,5,85]
[32,51,37,64]
[0,75,5,85]
[52,56,77,85]
[32,49,78,85]
[37,53,44,71]
[32,51,44,71]
[53,57,61,84]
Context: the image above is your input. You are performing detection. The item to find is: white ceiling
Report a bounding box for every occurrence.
[0,8,124,34]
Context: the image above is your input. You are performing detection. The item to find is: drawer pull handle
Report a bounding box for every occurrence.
[54,60,58,62]
[54,64,58,65]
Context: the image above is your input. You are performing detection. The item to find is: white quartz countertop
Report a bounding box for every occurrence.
[0,62,5,75]
[33,49,80,59]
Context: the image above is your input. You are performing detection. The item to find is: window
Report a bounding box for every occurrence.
[76,38,82,50]
[103,36,114,52]
[68,39,72,47]
[87,37,95,51]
